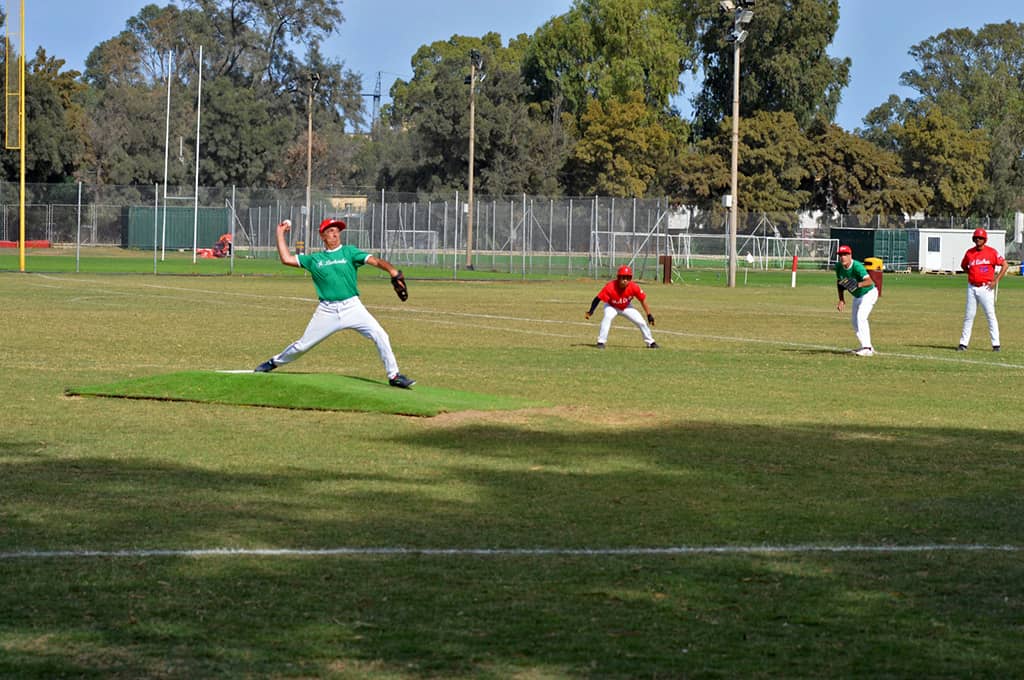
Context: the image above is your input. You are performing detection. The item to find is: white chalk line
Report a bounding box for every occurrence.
[1,544,1019,561]
[23,273,1024,369]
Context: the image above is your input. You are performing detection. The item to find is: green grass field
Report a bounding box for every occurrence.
[1,266,1022,678]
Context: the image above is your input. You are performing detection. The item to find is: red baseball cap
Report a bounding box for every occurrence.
[837,245,852,255]
[972,228,987,240]
[319,218,347,234]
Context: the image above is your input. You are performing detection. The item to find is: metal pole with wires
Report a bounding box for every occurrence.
[719,1,754,288]
[465,50,483,270]
[305,72,320,252]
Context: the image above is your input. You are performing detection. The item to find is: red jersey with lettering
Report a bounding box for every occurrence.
[598,279,646,310]
[961,245,1005,286]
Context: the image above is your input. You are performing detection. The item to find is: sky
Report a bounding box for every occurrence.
[25,0,1024,132]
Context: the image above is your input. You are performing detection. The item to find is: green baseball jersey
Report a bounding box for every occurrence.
[835,259,873,298]
[297,245,370,301]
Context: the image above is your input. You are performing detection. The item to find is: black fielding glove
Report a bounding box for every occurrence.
[391,271,408,301]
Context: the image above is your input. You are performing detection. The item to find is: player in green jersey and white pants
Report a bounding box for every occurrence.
[254,218,415,388]
[835,244,878,357]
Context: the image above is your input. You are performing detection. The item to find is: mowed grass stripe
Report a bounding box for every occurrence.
[3,269,1023,678]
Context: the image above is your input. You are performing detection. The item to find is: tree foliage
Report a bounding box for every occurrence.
[692,0,849,136]
[895,22,1024,214]
[803,120,930,218]
[898,107,991,216]
[386,33,570,197]
[3,3,1023,219]
[72,0,364,188]
[522,0,697,121]
[563,91,678,197]
[0,46,88,184]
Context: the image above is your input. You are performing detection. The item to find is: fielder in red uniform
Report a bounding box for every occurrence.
[958,228,1009,352]
[584,265,658,349]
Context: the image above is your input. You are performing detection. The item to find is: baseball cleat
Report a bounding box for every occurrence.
[254,358,277,373]
[993,345,1001,352]
[647,342,659,349]
[596,342,605,349]
[389,373,415,389]
[956,344,967,352]
[853,347,874,357]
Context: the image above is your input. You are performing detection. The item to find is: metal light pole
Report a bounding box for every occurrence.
[465,50,483,270]
[728,38,740,288]
[720,1,753,288]
[305,72,320,250]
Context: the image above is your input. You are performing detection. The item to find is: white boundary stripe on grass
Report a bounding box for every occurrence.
[1,544,1019,560]
[28,274,1024,370]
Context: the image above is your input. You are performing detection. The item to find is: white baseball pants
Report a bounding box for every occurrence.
[850,286,878,350]
[960,284,1000,347]
[271,297,399,378]
[598,304,655,345]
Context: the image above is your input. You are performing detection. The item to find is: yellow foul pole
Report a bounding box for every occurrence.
[18,0,25,272]
[5,0,26,270]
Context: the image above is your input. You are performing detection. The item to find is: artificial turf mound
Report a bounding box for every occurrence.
[67,371,538,416]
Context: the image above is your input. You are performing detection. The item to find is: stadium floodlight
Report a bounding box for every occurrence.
[725,29,748,44]
[723,0,754,288]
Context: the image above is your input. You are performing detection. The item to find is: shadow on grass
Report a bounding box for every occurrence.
[1,420,1022,677]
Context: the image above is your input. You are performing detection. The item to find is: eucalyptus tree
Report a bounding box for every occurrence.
[803,120,930,219]
[385,33,569,196]
[676,111,811,214]
[691,0,849,137]
[864,21,1024,214]
[562,91,681,197]
[79,0,363,187]
[898,107,991,217]
[0,48,87,184]
[522,0,697,122]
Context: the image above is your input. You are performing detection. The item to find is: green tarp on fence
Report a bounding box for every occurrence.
[123,206,229,249]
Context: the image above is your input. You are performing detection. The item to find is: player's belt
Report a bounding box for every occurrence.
[319,297,359,306]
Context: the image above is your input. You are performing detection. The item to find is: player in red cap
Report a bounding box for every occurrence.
[253,217,415,387]
[957,228,1009,352]
[584,265,658,349]
[834,244,878,356]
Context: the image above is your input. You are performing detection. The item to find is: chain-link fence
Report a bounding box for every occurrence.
[2,181,1019,276]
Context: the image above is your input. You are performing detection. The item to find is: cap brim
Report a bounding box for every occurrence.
[319,221,346,234]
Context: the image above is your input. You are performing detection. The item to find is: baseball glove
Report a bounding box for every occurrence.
[391,270,408,301]
[647,313,655,326]
[838,277,859,293]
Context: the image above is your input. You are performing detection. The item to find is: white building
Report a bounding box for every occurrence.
[907,229,1007,273]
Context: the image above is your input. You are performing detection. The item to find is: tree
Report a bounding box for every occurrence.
[75,0,362,187]
[692,0,849,137]
[898,107,990,216]
[894,21,1024,213]
[563,91,677,197]
[385,33,569,197]
[680,111,811,214]
[82,84,169,186]
[0,48,88,183]
[522,0,697,122]
[803,120,930,218]
[663,141,729,207]
[199,77,294,186]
